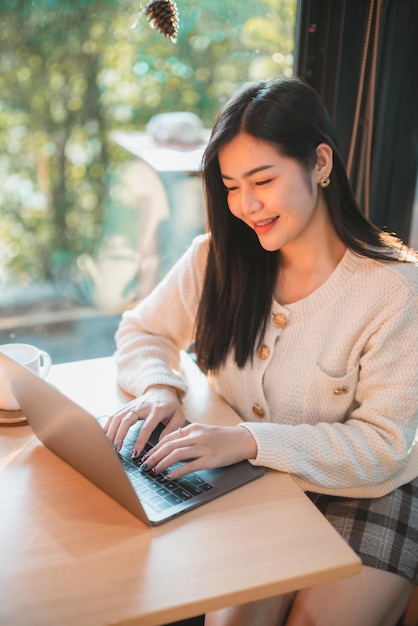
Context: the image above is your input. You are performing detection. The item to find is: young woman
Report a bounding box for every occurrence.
[105,78,418,626]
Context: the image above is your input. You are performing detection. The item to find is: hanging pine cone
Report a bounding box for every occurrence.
[143,0,179,43]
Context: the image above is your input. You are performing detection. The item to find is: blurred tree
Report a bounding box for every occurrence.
[0,0,296,295]
[0,0,116,286]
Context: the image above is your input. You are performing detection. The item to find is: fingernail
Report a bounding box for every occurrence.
[131,449,138,459]
[113,444,118,452]
[139,462,148,471]
[141,453,149,462]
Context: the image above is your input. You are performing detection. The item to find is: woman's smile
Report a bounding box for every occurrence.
[252,215,280,235]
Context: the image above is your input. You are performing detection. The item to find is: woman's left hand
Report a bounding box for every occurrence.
[140,422,258,479]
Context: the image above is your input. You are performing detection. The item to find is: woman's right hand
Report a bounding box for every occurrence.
[104,385,185,458]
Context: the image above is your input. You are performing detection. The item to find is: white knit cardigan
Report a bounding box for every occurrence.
[115,234,418,498]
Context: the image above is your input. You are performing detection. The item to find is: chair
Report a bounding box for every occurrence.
[108,158,170,300]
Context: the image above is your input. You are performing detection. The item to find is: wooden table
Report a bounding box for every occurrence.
[0,355,361,626]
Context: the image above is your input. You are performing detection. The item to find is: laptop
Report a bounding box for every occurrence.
[0,353,264,526]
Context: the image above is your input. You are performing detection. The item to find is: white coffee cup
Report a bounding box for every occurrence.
[0,343,52,411]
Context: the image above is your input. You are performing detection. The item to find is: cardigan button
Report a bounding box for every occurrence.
[252,404,265,418]
[333,387,349,396]
[272,313,287,329]
[257,345,270,360]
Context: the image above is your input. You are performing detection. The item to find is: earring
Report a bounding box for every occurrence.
[320,176,331,188]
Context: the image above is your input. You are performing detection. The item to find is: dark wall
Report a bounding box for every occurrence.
[295,0,418,243]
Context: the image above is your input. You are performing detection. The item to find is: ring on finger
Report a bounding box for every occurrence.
[178,427,184,436]
[131,408,140,419]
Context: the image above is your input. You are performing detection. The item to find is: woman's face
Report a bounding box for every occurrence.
[218,132,330,254]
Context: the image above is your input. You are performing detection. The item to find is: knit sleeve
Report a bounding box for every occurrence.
[240,288,418,496]
[114,234,209,398]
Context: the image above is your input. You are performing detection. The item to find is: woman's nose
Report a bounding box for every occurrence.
[240,188,262,216]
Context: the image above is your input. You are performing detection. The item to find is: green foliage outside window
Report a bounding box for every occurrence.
[0,0,296,294]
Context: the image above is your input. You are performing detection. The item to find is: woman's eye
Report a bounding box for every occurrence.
[255,179,272,186]
[224,185,238,192]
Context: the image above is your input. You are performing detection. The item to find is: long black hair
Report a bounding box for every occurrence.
[194,77,415,372]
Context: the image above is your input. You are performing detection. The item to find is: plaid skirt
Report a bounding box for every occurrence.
[306,476,418,584]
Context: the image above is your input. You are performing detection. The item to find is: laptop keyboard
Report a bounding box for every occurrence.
[118,428,213,513]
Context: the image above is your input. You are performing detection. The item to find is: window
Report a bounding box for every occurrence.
[0,0,297,363]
